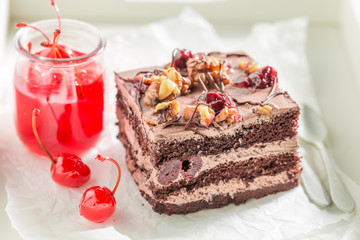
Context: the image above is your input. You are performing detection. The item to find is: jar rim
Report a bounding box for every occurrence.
[14,18,106,63]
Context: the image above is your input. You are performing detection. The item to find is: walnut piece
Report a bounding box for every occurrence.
[257,105,273,116]
[136,68,190,106]
[187,55,230,87]
[238,60,259,74]
[214,106,241,124]
[184,104,215,127]
[144,81,160,106]
[145,100,181,126]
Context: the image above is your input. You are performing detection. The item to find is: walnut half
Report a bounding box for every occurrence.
[187,55,230,87]
[137,68,190,106]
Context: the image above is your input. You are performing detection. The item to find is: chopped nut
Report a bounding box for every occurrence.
[198,105,215,127]
[238,61,251,70]
[184,104,214,127]
[257,105,273,116]
[228,107,239,117]
[155,101,171,113]
[238,61,259,74]
[140,68,189,106]
[187,55,230,87]
[165,67,192,94]
[169,100,180,117]
[180,77,192,94]
[214,106,240,125]
[146,100,181,126]
[144,81,160,106]
[246,63,260,74]
[184,105,196,120]
[166,68,182,86]
[134,72,162,85]
[155,100,181,115]
[226,108,239,124]
[159,78,178,100]
[214,107,229,123]
[145,115,159,126]
[226,115,235,124]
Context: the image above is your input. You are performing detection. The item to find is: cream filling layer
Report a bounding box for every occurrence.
[119,110,298,188]
[163,171,294,205]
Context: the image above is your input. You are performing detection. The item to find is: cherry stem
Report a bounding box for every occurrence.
[95,155,121,195]
[16,23,51,43]
[171,48,180,68]
[51,0,62,44]
[56,44,71,58]
[52,31,60,58]
[32,109,56,165]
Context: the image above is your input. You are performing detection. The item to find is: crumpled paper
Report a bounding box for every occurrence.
[0,8,359,240]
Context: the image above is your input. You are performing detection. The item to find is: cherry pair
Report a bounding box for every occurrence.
[32,109,120,223]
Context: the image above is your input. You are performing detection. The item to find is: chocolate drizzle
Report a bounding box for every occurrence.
[218,62,234,106]
[115,72,140,85]
[225,53,248,58]
[261,80,278,104]
[162,115,183,128]
[207,51,221,56]
[170,48,180,69]
[136,73,150,112]
[184,101,210,130]
[133,69,166,112]
[233,71,286,107]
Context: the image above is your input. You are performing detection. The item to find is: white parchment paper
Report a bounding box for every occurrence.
[0,8,359,240]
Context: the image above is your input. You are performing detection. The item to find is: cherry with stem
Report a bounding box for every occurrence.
[15,0,67,59]
[79,155,121,223]
[32,108,91,188]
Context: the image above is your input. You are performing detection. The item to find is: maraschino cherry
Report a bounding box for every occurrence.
[15,0,75,59]
[32,108,91,187]
[79,155,121,223]
[206,92,241,122]
[172,48,194,73]
[236,66,278,89]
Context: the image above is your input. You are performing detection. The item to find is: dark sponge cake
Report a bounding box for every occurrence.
[115,50,302,215]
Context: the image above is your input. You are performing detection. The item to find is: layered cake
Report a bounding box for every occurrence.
[115,49,302,215]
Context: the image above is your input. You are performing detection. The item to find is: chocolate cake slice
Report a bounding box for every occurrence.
[115,50,302,215]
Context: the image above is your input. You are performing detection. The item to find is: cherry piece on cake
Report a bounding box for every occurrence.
[205,92,241,123]
[79,155,121,223]
[236,66,278,89]
[32,108,91,187]
[172,48,194,73]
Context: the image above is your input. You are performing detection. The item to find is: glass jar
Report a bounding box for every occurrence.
[13,19,106,156]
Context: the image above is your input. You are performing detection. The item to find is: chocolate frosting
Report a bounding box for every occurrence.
[115,51,299,143]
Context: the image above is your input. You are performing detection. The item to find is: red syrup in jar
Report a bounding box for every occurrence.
[14,0,105,156]
[14,51,104,156]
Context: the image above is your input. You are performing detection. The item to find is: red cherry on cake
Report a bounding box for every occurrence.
[172,48,194,71]
[237,66,278,89]
[206,92,233,115]
[32,108,90,187]
[79,154,121,223]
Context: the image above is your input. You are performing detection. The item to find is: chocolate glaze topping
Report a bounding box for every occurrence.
[115,50,299,136]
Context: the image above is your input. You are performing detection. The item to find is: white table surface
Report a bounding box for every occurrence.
[1,20,359,239]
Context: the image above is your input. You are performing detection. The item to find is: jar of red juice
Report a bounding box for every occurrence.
[13,19,106,156]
